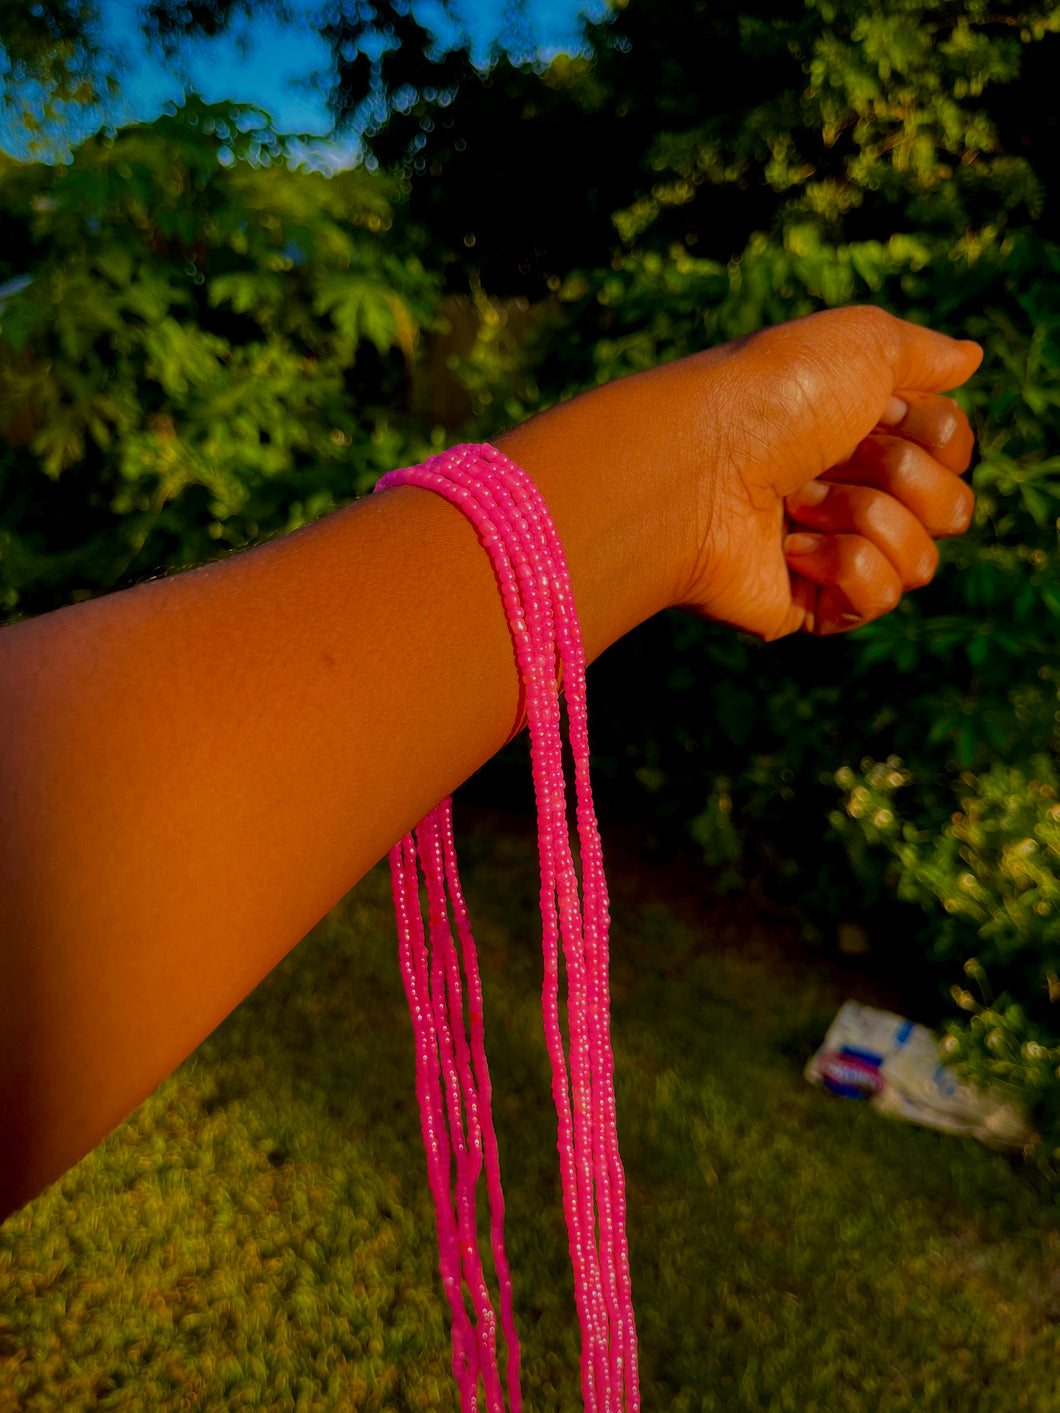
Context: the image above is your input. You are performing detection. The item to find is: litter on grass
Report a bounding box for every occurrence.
[805,1000,1035,1151]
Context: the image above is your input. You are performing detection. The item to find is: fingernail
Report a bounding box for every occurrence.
[790,481,829,509]
[879,395,909,427]
[784,533,824,556]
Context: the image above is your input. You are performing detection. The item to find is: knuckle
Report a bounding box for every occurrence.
[933,398,962,449]
[846,303,892,333]
[850,540,876,578]
[946,484,976,535]
[879,573,902,610]
[847,305,899,361]
[909,541,939,588]
[893,441,920,480]
[849,540,890,592]
[825,305,898,365]
[850,539,902,609]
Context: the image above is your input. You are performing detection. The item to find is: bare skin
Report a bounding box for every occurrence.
[0,307,981,1220]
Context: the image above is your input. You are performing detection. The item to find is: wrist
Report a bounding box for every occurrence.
[494,370,704,659]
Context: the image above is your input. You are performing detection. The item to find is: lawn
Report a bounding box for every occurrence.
[2,808,1058,1412]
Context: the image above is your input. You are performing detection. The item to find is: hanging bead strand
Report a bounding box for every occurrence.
[437,801,523,1411]
[466,451,628,1407]
[422,452,608,1407]
[388,831,477,1399]
[376,444,640,1413]
[418,806,505,1409]
[490,456,639,1409]
[459,456,613,1406]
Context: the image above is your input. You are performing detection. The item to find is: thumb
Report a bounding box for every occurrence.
[739,307,983,491]
[873,308,983,400]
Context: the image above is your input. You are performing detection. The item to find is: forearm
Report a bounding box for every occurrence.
[0,434,667,1220]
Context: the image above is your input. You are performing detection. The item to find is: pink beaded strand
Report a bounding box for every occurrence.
[437,456,615,1406]
[388,831,477,1397]
[426,448,632,1407]
[486,456,639,1405]
[436,801,522,1407]
[376,444,640,1413]
[418,807,506,1408]
[411,452,607,1402]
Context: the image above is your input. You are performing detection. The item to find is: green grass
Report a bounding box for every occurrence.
[2,813,1059,1412]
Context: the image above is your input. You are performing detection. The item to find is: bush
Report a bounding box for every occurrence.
[0,98,443,619]
[832,754,1060,1158]
[532,225,1060,1141]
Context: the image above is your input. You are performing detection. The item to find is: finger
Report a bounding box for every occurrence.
[738,308,983,491]
[872,393,976,474]
[784,482,939,589]
[782,532,903,634]
[821,436,975,538]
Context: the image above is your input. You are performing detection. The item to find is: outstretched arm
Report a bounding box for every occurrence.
[0,307,980,1219]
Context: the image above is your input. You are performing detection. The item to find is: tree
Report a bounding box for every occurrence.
[0,0,542,159]
[379,0,1060,295]
[0,99,440,618]
[0,0,122,155]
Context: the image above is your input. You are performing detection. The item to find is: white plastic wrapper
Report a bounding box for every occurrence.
[805,1000,1035,1151]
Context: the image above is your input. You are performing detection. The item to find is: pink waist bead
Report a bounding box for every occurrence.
[375,445,639,1413]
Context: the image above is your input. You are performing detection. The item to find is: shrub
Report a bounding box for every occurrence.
[0,98,442,619]
[832,754,1060,1158]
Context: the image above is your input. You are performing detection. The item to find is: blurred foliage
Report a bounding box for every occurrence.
[138,0,491,146]
[830,755,1060,1156]
[0,0,118,145]
[2,839,1058,1409]
[2,2,1060,1151]
[0,0,546,162]
[0,97,442,617]
[387,0,1060,293]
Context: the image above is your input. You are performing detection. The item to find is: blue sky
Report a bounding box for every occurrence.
[1,0,604,164]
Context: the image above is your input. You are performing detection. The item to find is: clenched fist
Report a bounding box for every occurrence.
[499,306,981,648]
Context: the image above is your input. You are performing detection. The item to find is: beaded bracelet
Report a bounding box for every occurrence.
[375,445,640,1413]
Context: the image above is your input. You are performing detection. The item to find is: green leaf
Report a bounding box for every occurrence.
[1020,484,1053,527]
[94,246,133,288]
[208,271,285,317]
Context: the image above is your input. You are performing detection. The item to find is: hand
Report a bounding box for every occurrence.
[674,306,982,639]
